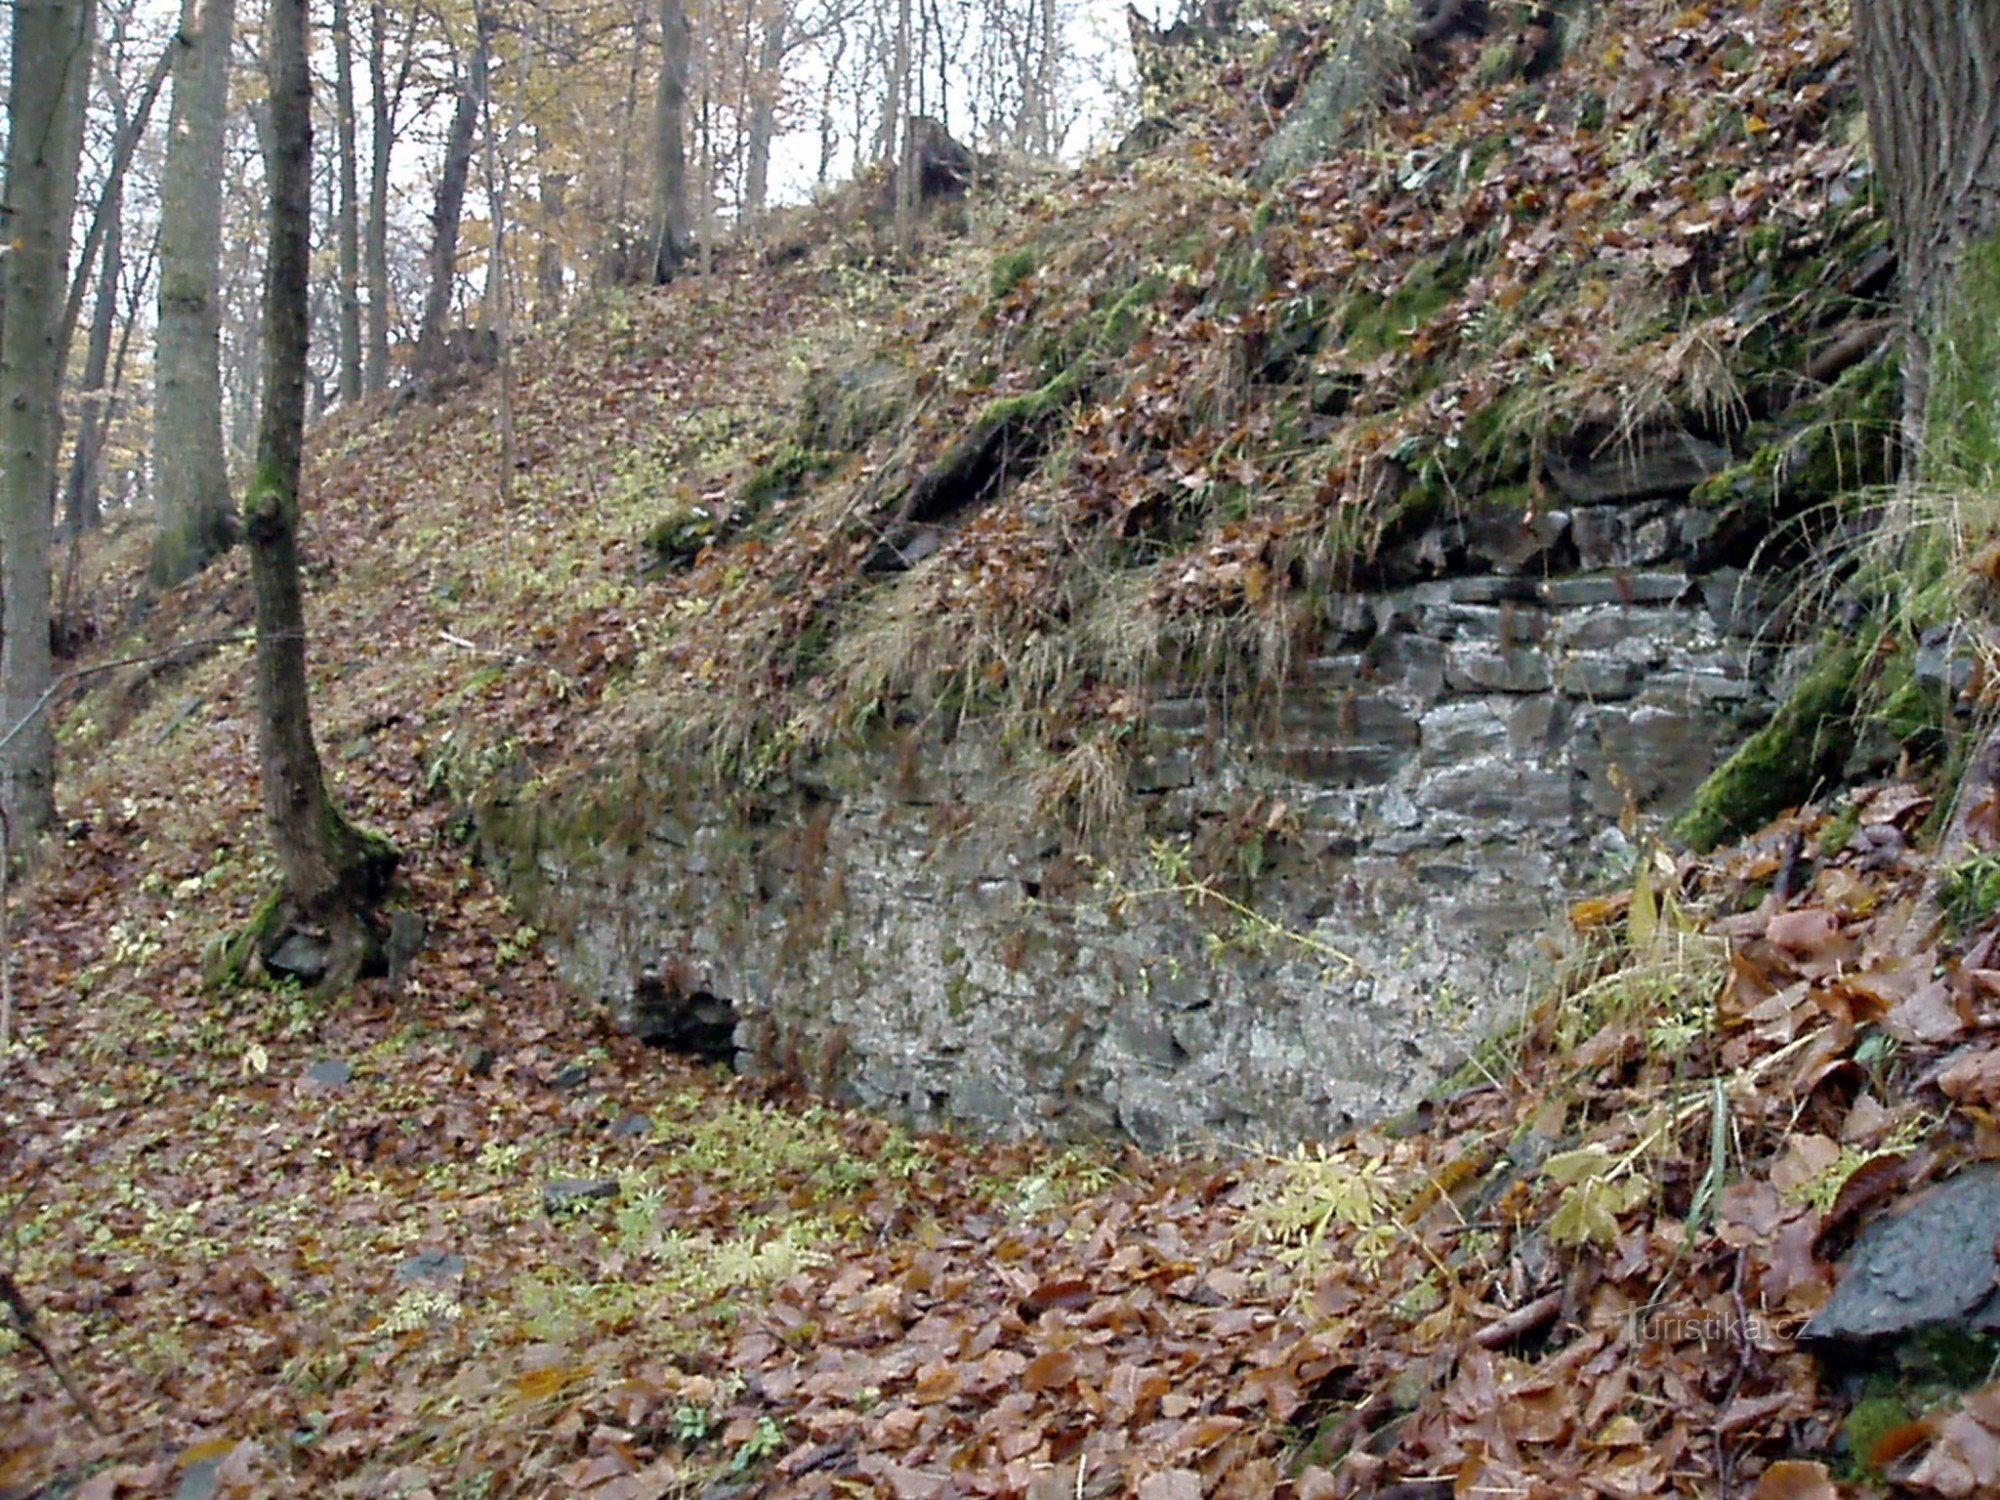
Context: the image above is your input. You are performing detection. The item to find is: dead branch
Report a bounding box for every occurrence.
[0,1267,105,1433]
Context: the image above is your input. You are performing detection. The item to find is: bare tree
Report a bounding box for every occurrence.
[364,0,421,391]
[59,33,171,362]
[1,0,95,837]
[414,12,490,374]
[740,2,788,218]
[64,10,171,534]
[244,0,397,990]
[64,178,126,536]
[482,0,522,493]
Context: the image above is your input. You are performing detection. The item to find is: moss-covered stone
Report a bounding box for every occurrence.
[203,886,288,990]
[1839,1395,1913,1479]
[1941,848,2000,933]
[1671,636,1868,852]
[642,507,718,571]
[1692,354,1897,520]
[741,445,843,508]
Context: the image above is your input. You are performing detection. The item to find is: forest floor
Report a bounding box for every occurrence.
[0,272,1996,1500]
[9,0,2000,1492]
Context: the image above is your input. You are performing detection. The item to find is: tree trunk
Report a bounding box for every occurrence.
[534,163,569,319]
[478,2,515,499]
[1852,0,2000,473]
[0,0,94,839]
[245,0,397,990]
[815,25,845,189]
[331,0,363,402]
[742,11,788,220]
[150,0,238,589]
[364,0,394,391]
[62,171,124,535]
[414,21,487,376]
[891,0,914,248]
[650,0,691,279]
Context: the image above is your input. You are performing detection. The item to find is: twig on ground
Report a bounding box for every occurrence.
[0,1267,105,1434]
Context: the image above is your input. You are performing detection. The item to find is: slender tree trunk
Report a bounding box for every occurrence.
[0,0,94,839]
[815,26,845,189]
[415,20,487,375]
[534,162,569,318]
[246,0,396,990]
[150,0,238,589]
[1035,0,1057,154]
[479,3,516,499]
[890,0,914,248]
[650,0,691,279]
[331,0,363,402]
[742,11,787,220]
[1852,0,2000,472]
[697,82,714,278]
[608,0,645,281]
[63,174,124,535]
[364,0,393,390]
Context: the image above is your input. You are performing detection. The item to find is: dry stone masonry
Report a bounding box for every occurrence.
[496,480,1798,1148]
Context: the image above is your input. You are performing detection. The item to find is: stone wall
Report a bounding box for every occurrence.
[488,497,1794,1149]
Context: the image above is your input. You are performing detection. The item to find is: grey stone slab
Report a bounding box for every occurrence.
[1419,701,1509,764]
[544,1177,620,1214]
[1539,572,1691,607]
[394,1248,467,1285]
[1803,1165,2000,1350]
[1447,574,1543,603]
[1444,646,1553,694]
[1415,762,1576,823]
[1556,656,1640,701]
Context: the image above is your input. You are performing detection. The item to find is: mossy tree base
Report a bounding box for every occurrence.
[205,827,400,992]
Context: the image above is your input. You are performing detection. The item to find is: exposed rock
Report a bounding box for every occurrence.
[1538,572,1690,607]
[544,1177,620,1215]
[1547,431,1733,507]
[393,1248,467,1285]
[872,116,983,223]
[267,929,331,984]
[1802,1165,2000,1352]
[1255,0,1516,185]
[303,1058,353,1089]
[798,360,913,453]
[548,1062,593,1091]
[1444,645,1552,694]
[611,1112,653,1139]
[484,493,1799,1147]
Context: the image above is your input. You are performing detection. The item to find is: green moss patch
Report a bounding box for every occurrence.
[1672,636,1868,852]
